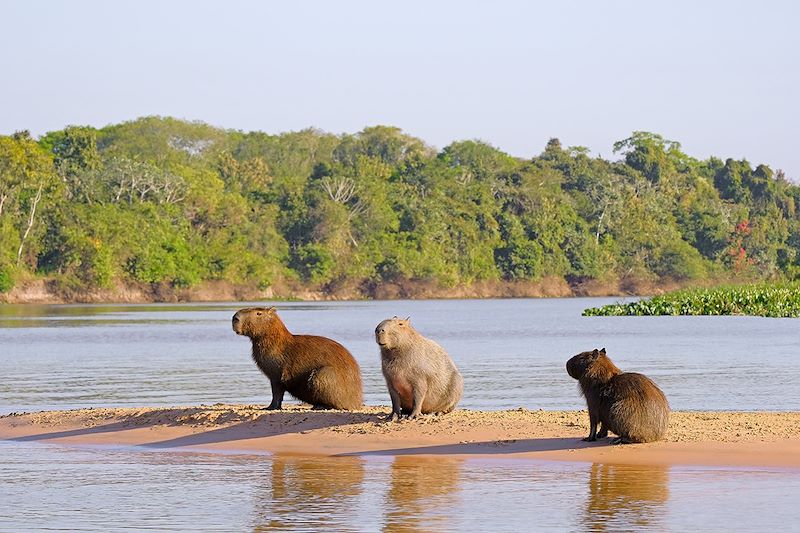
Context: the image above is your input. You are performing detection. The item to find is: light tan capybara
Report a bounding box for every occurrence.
[566,348,669,443]
[375,317,463,421]
[232,307,363,410]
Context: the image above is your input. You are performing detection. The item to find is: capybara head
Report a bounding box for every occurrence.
[232,306,278,337]
[375,316,412,350]
[566,348,606,380]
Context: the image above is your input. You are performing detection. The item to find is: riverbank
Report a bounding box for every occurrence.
[0,276,718,304]
[3,405,798,468]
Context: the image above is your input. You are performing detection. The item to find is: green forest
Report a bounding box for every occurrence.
[1,116,799,300]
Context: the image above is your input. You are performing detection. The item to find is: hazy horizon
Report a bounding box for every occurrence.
[2,0,798,177]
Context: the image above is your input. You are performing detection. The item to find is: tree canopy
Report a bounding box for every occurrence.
[1,117,798,297]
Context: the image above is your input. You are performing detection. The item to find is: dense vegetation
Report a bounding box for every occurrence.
[1,117,799,299]
[583,281,800,317]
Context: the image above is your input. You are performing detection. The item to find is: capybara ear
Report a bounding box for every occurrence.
[392,315,398,319]
[592,348,599,356]
[600,348,606,354]
[405,316,411,321]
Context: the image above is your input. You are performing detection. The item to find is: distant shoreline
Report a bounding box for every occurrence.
[3,405,799,468]
[0,276,715,305]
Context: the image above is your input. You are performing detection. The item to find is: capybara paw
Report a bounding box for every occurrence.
[610,437,630,445]
[582,436,597,442]
[387,412,401,422]
[265,404,281,411]
[597,430,608,439]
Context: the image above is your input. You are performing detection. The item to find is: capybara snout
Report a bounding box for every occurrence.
[566,350,598,380]
[375,317,408,349]
[374,325,387,347]
[232,307,271,336]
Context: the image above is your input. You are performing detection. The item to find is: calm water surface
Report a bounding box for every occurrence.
[1,442,798,532]
[1,298,798,413]
[2,299,799,531]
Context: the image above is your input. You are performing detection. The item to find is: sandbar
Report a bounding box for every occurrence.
[2,405,799,468]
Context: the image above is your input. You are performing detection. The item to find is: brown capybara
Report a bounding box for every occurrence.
[375,317,463,421]
[566,348,669,443]
[232,307,363,410]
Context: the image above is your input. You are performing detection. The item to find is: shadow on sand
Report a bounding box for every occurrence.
[9,407,385,449]
[347,436,615,457]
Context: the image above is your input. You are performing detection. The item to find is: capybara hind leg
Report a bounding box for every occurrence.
[306,368,339,410]
[267,379,285,410]
[407,382,428,419]
[597,424,608,439]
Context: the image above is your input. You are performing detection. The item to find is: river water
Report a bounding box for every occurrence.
[1,298,798,531]
[1,298,799,413]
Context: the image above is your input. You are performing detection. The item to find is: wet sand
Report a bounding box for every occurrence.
[2,405,799,467]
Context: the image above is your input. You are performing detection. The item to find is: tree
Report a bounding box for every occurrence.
[0,133,57,275]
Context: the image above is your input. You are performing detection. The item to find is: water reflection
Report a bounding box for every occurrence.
[2,441,798,532]
[384,456,462,532]
[253,455,366,531]
[584,463,669,531]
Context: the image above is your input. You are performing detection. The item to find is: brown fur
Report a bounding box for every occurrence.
[375,317,463,420]
[566,348,669,443]
[232,307,363,410]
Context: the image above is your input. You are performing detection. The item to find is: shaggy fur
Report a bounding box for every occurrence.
[566,348,669,443]
[375,317,463,420]
[232,307,363,410]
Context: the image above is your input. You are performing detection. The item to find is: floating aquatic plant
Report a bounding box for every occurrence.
[583,282,800,318]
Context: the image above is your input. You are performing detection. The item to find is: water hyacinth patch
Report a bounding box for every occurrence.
[583,282,800,318]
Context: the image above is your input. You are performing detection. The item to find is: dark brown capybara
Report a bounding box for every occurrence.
[566,348,669,443]
[232,307,363,410]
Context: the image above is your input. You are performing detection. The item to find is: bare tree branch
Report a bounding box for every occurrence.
[16,182,43,265]
[321,176,357,203]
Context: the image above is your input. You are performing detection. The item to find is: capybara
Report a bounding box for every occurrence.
[232,307,363,410]
[566,348,669,443]
[375,317,463,420]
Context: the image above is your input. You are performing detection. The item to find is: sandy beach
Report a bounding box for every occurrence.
[2,405,799,468]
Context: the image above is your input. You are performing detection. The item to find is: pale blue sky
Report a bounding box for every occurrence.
[2,1,798,177]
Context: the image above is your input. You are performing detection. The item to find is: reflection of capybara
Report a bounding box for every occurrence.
[232,307,363,410]
[375,317,463,420]
[585,463,669,530]
[255,455,365,531]
[566,348,669,443]
[385,456,462,531]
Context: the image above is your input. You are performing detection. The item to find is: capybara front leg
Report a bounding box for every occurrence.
[597,423,608,439]
[387,386,403,422]
[267,379,285,410]
[583,410,599,442]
